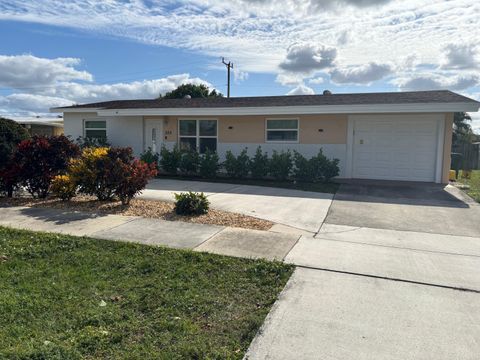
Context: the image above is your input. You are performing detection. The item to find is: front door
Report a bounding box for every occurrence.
[144,119,163,153]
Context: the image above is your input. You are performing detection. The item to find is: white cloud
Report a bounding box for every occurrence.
[441,43,479,70]
[1,0,479,80]
[41,74,212,103]
[233,68,249,82]
[0,54,214,115]
[393,73,479,91]
[0,54,92,89]
[330,62,393,84]
[286,84,315,95]
[0,93,74,113]
[1,0,480,110]
[308,77,324,84]
[275,72,306,86]
[279,43,337,74]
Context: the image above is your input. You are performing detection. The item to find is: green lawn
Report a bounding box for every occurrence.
[0,227,293,359]
[157,175,340,194]
[459,170,480,202]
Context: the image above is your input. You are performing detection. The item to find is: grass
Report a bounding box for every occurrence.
[157,174,340,194]
[0,227,293,359]
[458,169,480,202]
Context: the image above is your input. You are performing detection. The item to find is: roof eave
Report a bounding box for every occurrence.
[50,107,100,113]
[92,102,480,117]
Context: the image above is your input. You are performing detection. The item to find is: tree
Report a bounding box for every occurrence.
[0,117,30,170]
[0,117,30,196]
[453,112,474,146]
[161,84,223,99]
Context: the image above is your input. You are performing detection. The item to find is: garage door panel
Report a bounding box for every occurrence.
[352,116,440,182]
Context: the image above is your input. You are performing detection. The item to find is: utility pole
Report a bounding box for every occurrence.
[222,57,233,98]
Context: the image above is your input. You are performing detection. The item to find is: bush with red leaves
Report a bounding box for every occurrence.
[114,159,158,205]
[14,135,80,198]
[70,146,157,204]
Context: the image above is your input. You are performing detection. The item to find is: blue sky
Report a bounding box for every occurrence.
[0,0,479,130]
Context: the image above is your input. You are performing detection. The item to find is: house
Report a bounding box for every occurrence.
[13,116,64,136]
[51,90,480,183]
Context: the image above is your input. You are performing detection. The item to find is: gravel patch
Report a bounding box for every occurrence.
[0,196,273,231]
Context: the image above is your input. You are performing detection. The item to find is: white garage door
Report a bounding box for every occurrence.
[352,115,441,182]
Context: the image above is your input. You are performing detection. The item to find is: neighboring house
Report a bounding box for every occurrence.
[51,90,480,183]
[13,117,64,136]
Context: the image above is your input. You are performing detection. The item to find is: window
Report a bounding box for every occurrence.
[266,119,299,142]
[179,119,217,153]
[84,120,106,140]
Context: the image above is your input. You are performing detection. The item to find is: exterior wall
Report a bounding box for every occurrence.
[162,114,348,144]
[442,113,454,183]
[162,114,348,175]
[63,112,144,155]
[63,112,92,140]
[63,111,454,183]
[106,116,143,155]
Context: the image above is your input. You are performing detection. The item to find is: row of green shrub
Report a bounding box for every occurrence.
[142,146,339,183]
[0,122,157,204]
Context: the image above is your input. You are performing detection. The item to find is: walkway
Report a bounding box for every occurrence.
[0,206,300,261]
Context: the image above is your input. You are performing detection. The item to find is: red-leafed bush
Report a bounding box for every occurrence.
[14,135,80,198]
[70,147,157,204]
[114,160,158,205]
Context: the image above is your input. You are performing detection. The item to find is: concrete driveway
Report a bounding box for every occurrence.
[141,179,333,232]
[247,181,480,359]
[326,180,480,237]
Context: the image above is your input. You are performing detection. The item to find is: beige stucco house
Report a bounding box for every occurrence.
[52,90,480,184]
[13,117,64,136]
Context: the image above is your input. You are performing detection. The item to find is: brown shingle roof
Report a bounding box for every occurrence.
[56,90,479,110]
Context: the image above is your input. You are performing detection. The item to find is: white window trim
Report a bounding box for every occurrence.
[83,118,107,138]
[178,118,218,152]
[265,118,300,144]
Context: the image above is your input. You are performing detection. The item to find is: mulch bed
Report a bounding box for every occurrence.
[0,196,273,231]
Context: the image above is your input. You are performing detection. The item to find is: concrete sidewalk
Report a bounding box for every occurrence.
[0,206,300,261]
[245,267,480,360]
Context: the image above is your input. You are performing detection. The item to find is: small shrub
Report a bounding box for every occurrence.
[250,147,269,179]
[13,135,80,198]
[69,147,113,200]
[292,151,314,182]
[51,174,77,201]
[223,148,250,178]
[269,150,293,181]
[159,145,181,174]
[114,160,158,205]
[179,150,200,175]
[320,158,340,182]
[70,147,156,203]
[140,147,159,169]
[292,149,340,183]
[0,162,21,197]
[174,192,209,215]
[199,149,219,178]
[310,149,340,182]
